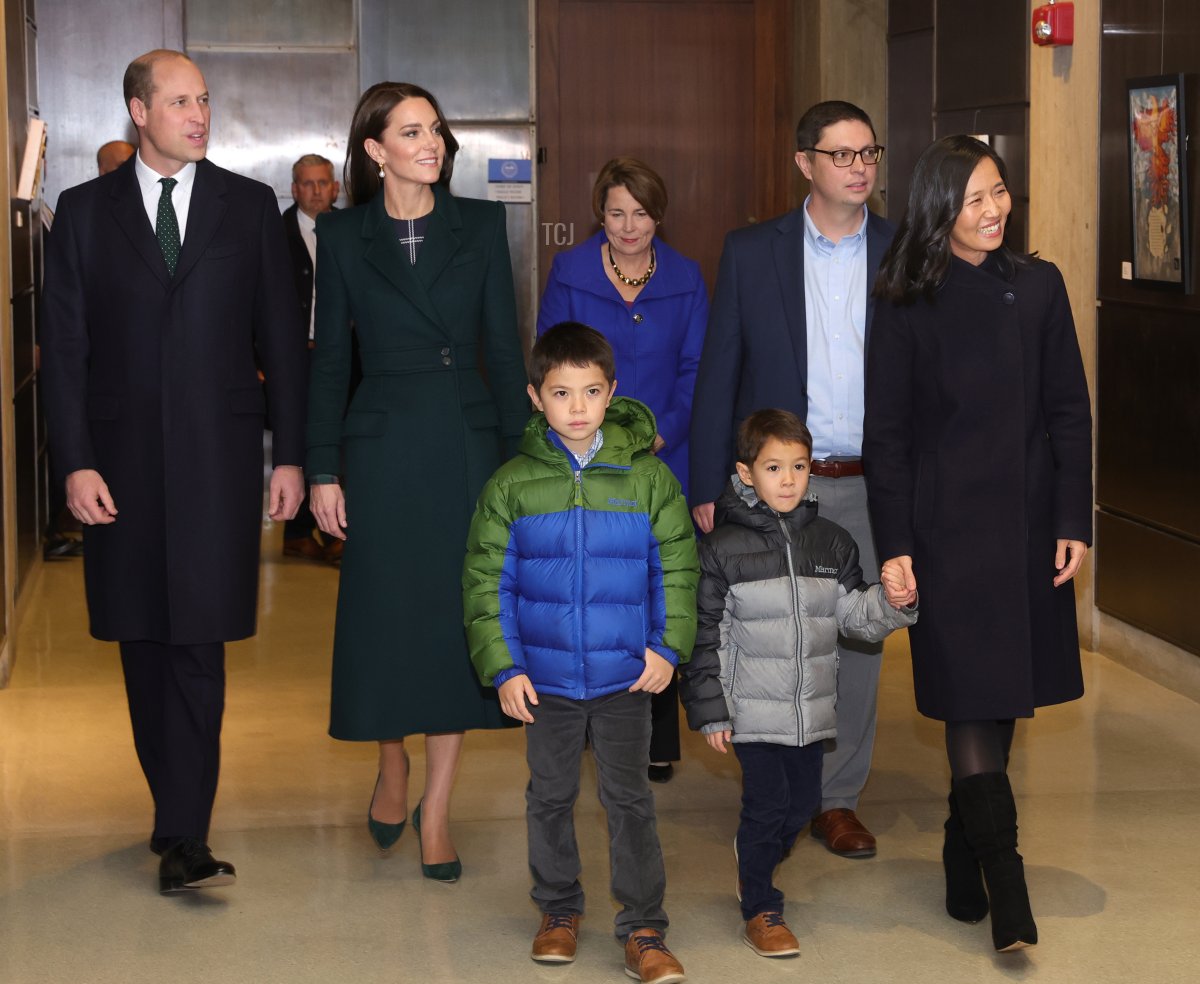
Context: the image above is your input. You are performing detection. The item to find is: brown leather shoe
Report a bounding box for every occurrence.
[283,536,326,562]
[531,913,579,963]
[322,539,344,565]
[810,808,877,858]
[623,929,685,984]
[743,912,800,957]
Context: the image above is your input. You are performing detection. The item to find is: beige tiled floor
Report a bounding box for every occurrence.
[2,523,1198,984]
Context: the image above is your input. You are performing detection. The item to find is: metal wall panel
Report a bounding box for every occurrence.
[359,0,531,122]
[36,0,182,209]
[186,0,353,47]
[193,49,359,204]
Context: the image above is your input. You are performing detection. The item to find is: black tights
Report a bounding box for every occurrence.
[945,719,1016,780]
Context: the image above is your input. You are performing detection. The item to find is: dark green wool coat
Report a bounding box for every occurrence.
[307,186,530,740]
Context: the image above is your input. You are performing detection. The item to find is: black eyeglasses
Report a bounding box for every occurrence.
[804,145,885,167]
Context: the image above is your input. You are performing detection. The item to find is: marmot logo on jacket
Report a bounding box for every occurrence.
[814,565,838,575]
[608,497,639,508]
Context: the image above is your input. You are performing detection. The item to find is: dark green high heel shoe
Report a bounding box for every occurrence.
[412,800,461,883]
[367,752,409,853]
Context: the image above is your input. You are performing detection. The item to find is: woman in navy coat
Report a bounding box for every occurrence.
[308,83,529,879]
[864,136,1092,953]
[536,158,708,780]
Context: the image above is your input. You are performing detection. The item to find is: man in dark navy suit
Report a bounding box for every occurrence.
[40,49,307,894]
[690,101,896,861]
[280,153,342,563]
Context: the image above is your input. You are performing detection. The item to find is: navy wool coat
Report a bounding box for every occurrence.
[862,254,1092,721]
[40,157,308,644]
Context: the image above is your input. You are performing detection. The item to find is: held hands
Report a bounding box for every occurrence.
[65,469,117,525]
[1053,539,1088,587]
[650,433,666,455]
[630,649,675,694]
[268,465,305,522]
[705,729,733,754]
[310,482,348,540]
[881,555,917,609]
[498,673,539,723]
[692,501,716,534]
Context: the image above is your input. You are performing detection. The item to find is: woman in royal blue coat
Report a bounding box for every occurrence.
[536,157,709,780]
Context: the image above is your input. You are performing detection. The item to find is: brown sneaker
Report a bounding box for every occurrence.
[743,911,800,958]
[531,913,579,963]
[623,929,685,984]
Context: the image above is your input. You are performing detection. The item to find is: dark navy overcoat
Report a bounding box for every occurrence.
[863,254,1092,721]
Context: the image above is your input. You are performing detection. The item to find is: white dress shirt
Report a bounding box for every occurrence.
[296,209,318,339]
[134,154,197,242]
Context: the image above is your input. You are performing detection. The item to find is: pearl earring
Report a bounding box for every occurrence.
[377,162,385,179]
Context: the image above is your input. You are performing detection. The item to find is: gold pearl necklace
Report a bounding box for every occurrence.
[608,243,656,288]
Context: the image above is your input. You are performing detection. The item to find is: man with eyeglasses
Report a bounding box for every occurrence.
[689,101,895,863]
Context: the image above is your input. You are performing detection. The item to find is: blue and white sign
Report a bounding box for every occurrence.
[486,158,533,203]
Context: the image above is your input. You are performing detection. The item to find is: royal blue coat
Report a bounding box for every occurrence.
[537,231,709,499]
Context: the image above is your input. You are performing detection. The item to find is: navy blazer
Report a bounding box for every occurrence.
[282,202,315,332]
[689,208,895,506]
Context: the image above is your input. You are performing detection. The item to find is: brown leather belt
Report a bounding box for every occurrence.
[810,458,864,479]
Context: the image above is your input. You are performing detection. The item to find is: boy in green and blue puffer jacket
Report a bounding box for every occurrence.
[463,322,697,984]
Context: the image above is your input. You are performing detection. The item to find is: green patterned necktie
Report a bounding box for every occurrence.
[156,177,181,275]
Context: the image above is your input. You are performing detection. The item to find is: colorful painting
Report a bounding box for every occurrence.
[1128,75,1189,289]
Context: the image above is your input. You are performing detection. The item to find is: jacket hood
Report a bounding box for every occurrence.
[713,474,819,535]
[519,396,658,466]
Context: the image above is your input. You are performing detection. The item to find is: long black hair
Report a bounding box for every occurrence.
[874,135,1026,303]
[344,82,459,206]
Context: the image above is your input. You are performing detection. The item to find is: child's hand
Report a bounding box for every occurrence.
[705,730,732,754]
[881,554,918,608]
[498,674,538,723]
[629,649,675,694]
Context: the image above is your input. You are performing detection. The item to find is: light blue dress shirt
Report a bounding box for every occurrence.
[802,198,869,459]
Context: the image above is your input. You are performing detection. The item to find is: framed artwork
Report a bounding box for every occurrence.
[1127,75,1189,290]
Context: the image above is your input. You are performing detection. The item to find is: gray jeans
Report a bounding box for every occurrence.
[525,690,668,940]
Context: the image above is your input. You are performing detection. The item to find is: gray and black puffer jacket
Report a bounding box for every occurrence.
[680,477,917,747]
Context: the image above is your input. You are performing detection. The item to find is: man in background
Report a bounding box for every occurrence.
[281,153,341,564]
[96,139,136,175]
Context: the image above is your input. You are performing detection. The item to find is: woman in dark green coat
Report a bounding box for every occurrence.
[308,82,529,878]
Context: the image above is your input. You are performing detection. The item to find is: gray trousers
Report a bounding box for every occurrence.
[525,690,668,941]
[810,474,883,813]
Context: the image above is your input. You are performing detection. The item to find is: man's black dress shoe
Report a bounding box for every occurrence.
[150,837,169,856]
[158,838,237,894]
[43,534,83,560]
[647,762,674,783]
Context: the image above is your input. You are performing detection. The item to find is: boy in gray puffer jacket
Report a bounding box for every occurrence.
[679,409,917,959]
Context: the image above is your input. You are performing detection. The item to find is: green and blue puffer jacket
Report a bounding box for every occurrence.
[463,397,698,699]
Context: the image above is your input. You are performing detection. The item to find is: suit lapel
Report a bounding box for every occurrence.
[865,212,888,347]
[171,160,227,287]
[414,185,461,291]
[772,210,808,386]
[360,190,452,331]
[110,160,172,289]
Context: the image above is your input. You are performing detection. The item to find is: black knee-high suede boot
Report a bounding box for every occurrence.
[953,772,1038,951]
[944,783,989,923]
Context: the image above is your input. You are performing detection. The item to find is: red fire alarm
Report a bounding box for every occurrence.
[1032,1,1074,46]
